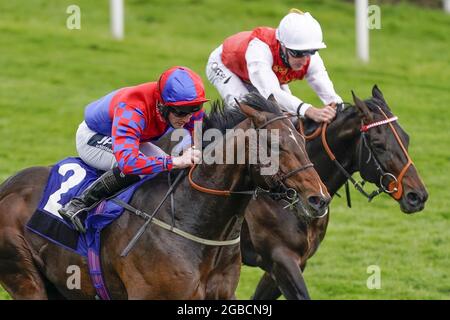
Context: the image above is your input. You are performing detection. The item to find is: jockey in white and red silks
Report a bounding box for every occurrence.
[206,9,343,124]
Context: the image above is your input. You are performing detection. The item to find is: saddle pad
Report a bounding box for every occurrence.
[26,157,154,256]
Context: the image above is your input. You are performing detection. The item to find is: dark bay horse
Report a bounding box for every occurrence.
[0,93,330,299]
[240,86,428,300]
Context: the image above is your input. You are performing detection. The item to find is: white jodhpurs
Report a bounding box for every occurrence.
[206,45,256,107]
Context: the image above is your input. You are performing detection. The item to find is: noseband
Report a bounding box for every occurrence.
[359,106,414,200]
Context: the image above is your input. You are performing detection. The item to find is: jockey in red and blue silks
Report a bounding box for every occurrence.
[59,66,208,233]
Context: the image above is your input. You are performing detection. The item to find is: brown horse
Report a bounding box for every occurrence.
[240,86,428,299]
[0,93,330,299]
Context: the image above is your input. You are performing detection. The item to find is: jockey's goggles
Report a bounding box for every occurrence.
[286,48,317,58]
[168,105,201,117]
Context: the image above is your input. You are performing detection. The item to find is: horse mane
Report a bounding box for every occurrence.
[333,94,392,121]
[202,100,245,134]
[240,92,283,116]
[202,92,282,134]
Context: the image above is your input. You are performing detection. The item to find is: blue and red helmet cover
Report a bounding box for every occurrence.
[156,66,209,107]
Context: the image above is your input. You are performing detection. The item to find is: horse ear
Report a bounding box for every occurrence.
[372,84,385,101]
[235,98,266,126]
[266,94,286,115]
[352,90,372,122]
[372,84,391,111]
[267,94,277,104]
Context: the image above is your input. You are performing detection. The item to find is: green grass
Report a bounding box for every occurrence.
[0,0,449,300]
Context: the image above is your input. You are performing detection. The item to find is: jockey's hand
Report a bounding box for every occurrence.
[305,103,336,123]
[172,147,201,169]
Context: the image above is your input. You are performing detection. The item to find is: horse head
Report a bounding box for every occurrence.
[235,93,331,218]
[352,85,428,213]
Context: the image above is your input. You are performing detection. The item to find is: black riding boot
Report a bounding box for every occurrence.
[58,167,140,233]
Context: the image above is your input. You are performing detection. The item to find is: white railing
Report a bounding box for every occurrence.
[444,0,450,13]
[110,0,124,40]
[355,0,369,62]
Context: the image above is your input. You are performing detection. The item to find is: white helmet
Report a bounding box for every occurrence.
[276,11,326,51]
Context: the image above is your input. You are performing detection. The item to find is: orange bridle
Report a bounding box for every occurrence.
[298,105,413,201]
[361,107,414,200]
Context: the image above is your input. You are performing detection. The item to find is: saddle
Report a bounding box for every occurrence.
[26,157,159,299]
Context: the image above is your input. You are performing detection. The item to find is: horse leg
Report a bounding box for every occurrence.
[270,249,310,300]
[0,168,53,299]
[0,269,48,300]
[251,272,282,300]
[0,229,48,299]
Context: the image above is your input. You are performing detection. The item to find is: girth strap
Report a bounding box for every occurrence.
[119,169,186,257]
[112,198,241,247]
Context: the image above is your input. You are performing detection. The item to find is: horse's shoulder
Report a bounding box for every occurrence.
[130,172,172,205]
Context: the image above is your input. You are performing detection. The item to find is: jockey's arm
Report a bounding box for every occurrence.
[280,84,292,94]
[245,38,311,117]
[305,53,343,105]
[111,104,173,175]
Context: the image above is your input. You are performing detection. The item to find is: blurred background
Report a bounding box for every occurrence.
[0,0,449,299]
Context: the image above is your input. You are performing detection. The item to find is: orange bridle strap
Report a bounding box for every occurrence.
[296,104,413,201]
[188,164,232,196]
[297,121,334,160]
[375,107,414,200]
[298,120,323,141]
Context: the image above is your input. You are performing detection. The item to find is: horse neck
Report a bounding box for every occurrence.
[307,108,361,196]
[176,121,254,244]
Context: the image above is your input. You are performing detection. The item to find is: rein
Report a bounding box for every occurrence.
[117,170,241,257]
[321,121,384,202]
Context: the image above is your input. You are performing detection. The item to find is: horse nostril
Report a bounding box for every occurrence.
[407,192,420,206]
[308,196,327,210]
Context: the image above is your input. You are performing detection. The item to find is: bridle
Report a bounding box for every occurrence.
[188,114,314,207]
[298,104,413,202]
[359,106,413,200]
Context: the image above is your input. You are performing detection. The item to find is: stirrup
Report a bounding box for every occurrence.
[61,208,87,234]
